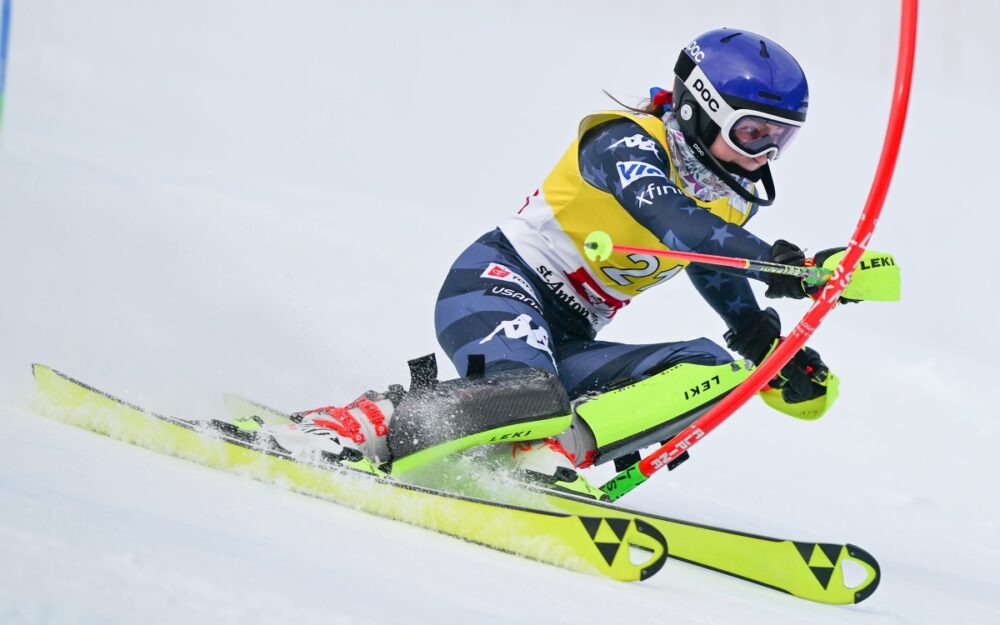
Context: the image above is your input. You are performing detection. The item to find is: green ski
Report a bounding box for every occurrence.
[31,363,666,582]
[223,392,881,604]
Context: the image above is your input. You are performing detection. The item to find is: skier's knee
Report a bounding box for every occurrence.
[638,338,732,379]
[689,337,734,365]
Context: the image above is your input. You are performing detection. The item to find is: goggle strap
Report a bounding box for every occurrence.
[681,66,736,128]
[673,52,696,83]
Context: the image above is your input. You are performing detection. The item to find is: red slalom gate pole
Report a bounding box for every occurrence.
[600,0,919,501]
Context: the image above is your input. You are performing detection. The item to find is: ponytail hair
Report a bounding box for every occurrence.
[603,88,672,117]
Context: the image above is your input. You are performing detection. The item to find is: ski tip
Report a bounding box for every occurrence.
[31,363,66,383]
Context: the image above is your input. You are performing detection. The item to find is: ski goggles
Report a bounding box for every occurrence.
[722,113,802,161]
[675,58,804,160]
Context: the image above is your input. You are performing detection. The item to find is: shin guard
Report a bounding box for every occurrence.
[559,360,753,467]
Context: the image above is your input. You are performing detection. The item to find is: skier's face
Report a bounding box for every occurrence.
[708,134,770,172]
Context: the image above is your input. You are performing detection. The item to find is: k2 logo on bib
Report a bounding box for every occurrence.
[480,314,554,363]
[616,161,667,188]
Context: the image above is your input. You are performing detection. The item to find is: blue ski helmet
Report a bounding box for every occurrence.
[672,28,808,205]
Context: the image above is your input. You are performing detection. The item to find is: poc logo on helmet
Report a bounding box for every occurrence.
[692,78,721,112]
[685,40,706,63]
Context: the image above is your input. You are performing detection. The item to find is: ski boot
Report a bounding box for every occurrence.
[505,439,609,501]
[262,388,404,476]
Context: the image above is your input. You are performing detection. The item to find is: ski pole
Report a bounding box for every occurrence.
[583,231,831,286]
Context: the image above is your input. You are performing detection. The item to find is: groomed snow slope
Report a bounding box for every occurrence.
[1,2,998,623]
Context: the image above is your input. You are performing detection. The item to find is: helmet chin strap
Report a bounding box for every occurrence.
[721,159,764,183]
[687,130,776,207]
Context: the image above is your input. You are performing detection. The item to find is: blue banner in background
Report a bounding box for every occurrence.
[0,0,10,125]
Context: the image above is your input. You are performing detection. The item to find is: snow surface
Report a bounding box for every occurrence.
[1,1,998,623]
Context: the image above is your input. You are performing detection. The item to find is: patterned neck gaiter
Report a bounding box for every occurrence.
[662,113,752,213]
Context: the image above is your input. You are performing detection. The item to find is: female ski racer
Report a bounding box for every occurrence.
[277,28,842,499]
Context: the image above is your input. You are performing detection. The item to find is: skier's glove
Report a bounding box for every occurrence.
[759,346,839,420]
[724,307,780,366]
[769,346,830,403]
[764,240,809,300]
[812,247,860,304]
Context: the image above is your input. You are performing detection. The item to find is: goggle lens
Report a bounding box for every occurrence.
[727,115,801,159]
